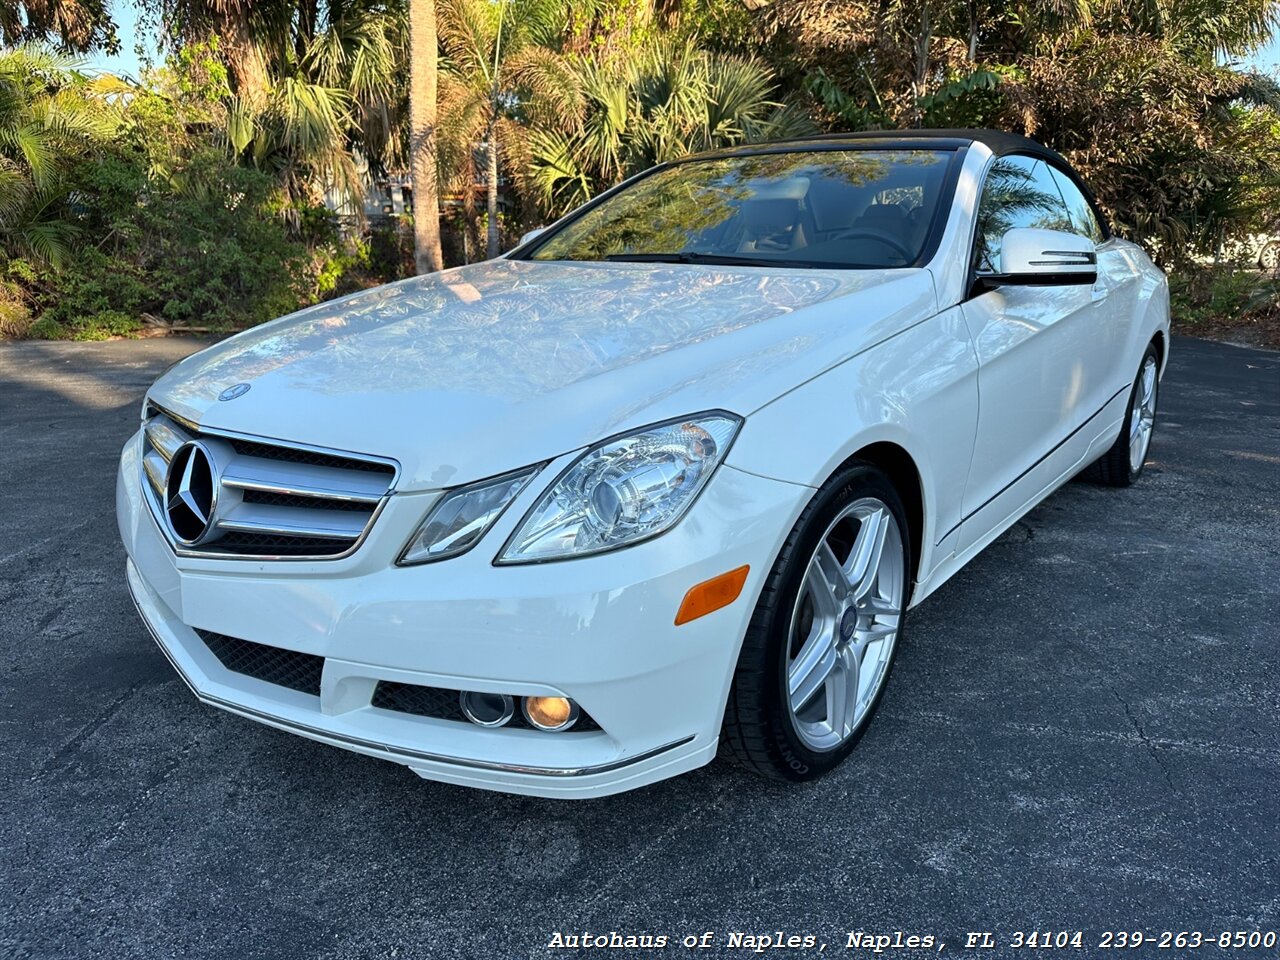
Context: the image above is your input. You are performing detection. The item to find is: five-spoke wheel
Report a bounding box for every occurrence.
[1090,341,1161,487]
[723,463,910,781]
[787,498,904,752]
[1128,354,1158,475]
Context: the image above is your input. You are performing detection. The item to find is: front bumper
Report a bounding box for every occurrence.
[117,430,810,798]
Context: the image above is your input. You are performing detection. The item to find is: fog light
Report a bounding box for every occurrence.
[523,695,579,732]
[459,690,514,727]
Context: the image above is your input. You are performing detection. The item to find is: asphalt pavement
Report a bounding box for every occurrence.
[0,335,1277,959]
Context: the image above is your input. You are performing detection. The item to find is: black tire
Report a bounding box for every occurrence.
[1086,342,1160,487]
[721,463,911,782]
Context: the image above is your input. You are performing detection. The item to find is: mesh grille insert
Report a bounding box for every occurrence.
[227,437,395,476]
[197,629,323,696]
[205,533,357,556]
[373,681,465,721]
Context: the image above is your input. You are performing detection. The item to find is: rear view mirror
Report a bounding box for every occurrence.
[975,227,1097,293]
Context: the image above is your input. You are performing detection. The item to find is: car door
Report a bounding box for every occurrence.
[1048,164,1140,398]
[957,154,1114,550]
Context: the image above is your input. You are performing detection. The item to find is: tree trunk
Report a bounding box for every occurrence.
[967,0,979,62]
[486,131,500,259]
[911,2,932,127]
[409,0,444,274]
[220,3,269,106]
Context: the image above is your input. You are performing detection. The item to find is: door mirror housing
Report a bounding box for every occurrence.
[518,227,547,247]
[974,227,1097,294]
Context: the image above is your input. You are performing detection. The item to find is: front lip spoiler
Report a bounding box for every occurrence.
[128,575,694,779]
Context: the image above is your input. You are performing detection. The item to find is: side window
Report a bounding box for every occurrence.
[1048,166,1104,243]
[973,156,1073,273]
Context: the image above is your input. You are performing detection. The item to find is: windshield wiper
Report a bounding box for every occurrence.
[603,251,820,269]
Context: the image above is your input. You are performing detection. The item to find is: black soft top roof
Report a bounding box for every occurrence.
[703,127,1068,166]
[816,128,1068,164]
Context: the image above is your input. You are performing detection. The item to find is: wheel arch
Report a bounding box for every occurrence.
[831,441,925,590]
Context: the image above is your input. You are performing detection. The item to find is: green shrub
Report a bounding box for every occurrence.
[1169,265,1280,331]
[26,149,320,339]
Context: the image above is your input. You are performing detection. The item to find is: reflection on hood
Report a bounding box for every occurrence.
[175,259,858,403]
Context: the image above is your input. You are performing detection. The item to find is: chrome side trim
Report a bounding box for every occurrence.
[128,578,694,779]
[142,450,167,496]
[145,418,184,463]
[220,462,386,504]
[215,511,365,540]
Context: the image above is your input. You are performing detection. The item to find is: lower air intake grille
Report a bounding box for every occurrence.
[372,680,601,732]
[197,629,323,696]
[373,681,463,720]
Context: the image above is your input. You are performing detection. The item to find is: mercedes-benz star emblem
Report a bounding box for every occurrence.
[218,383,251,401]
[165,441,219,545]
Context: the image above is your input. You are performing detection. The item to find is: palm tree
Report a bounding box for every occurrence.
[437,0,580,257]
[149,0,408,214]
[528,39,812,216]
[0,46,117,267]
[409,0,444,273]
[0,0,116,53]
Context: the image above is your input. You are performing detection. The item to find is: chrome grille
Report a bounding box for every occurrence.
[141,404,397,559]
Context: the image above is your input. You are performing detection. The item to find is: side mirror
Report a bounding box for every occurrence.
[518,227,547,247]
[975,227,1096,293]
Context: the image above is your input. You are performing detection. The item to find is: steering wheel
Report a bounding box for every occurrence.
[828,228,913,262]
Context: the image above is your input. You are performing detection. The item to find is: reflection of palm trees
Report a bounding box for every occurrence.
[532,151,905,262]
[974,159,1075,271]
[169,258,860,403]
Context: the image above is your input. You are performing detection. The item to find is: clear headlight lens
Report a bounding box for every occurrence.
[498,412,741,564]
[399,467,540,565]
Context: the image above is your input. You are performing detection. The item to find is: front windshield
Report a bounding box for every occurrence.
[527,149,954,269]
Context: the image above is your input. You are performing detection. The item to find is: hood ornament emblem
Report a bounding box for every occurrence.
[165,441,221,545]
[218,383,251,402]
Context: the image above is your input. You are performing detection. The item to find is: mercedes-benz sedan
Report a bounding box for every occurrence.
[118,129,1169,798]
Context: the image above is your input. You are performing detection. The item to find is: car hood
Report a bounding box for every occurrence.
[149,258,935,490]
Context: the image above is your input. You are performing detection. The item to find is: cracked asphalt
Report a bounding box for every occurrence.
[0,335,1277,959]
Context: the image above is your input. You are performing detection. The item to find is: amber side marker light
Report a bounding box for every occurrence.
[675,565,750,626]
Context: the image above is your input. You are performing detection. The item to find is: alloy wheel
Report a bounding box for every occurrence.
[1129,355,1158,474]
[785,497,905,752]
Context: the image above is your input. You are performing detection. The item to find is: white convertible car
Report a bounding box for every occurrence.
[118,129,1169,798]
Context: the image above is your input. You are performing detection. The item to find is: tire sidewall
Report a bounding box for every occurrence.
[760,465,912,779]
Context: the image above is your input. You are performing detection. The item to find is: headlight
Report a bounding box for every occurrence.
[399,466,540,565]
[497,412,741,564]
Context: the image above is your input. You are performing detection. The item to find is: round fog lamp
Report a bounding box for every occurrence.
[459,691,514,727]
[523,696,579,732]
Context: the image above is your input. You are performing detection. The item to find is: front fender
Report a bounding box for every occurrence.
[726,305,979,586]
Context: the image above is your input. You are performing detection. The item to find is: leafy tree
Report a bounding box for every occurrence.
[145,0,409,211]
[436,0,581,257]
[526,38,812,216]
[748,0,1280,261]
[0,46,117,267]
[0,0,117,53]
